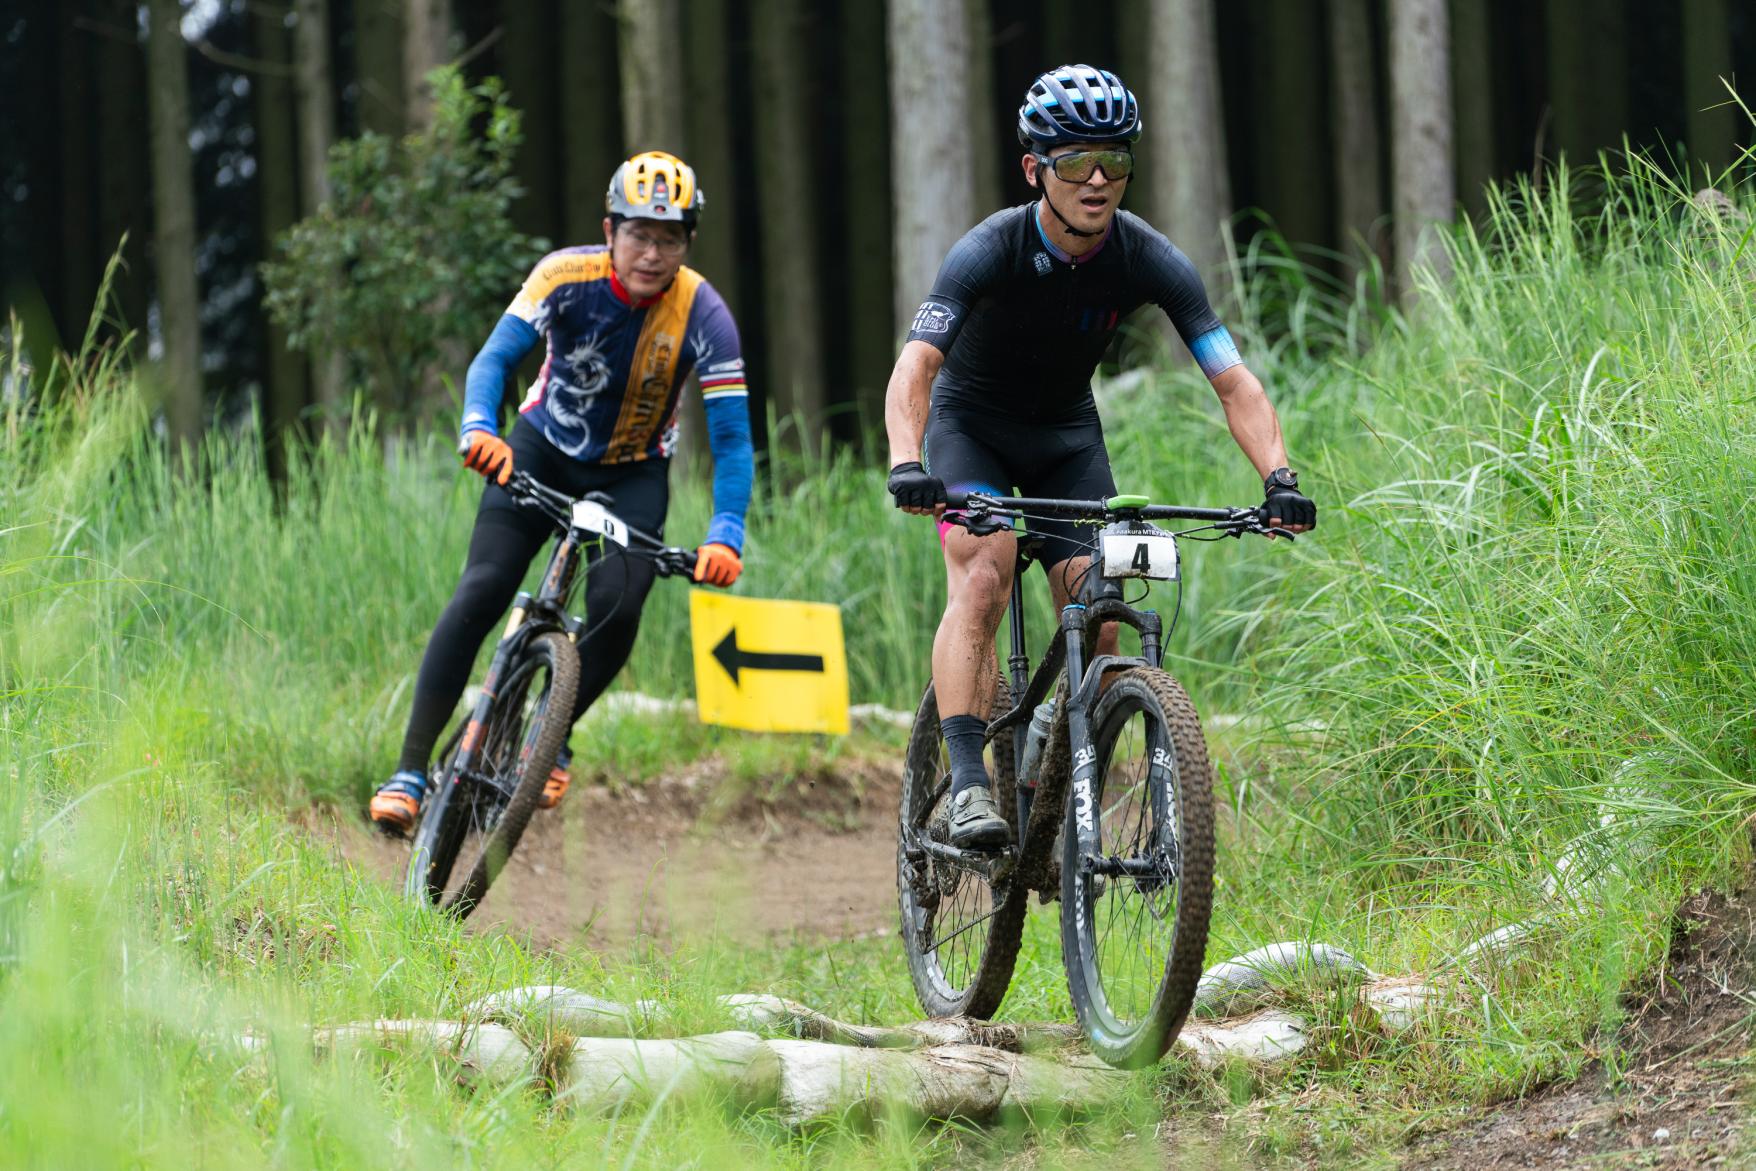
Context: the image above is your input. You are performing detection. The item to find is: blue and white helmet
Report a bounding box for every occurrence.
[1017,64,1142,147]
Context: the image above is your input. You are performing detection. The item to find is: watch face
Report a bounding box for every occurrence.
[1271,468,1298,489]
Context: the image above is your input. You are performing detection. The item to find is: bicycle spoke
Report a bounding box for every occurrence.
[929,892,1000,955]
[898,686,1021,1017]
[1086,703,1182,1030]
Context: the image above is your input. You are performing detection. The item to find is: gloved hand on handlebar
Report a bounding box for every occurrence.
[1261,468,1316,531]
[886,461,946,513]
[460,430,514,485]
[694,542,742,587]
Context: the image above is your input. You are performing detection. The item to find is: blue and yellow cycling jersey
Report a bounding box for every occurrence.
[466,245,747,462]
[460,245,754,550]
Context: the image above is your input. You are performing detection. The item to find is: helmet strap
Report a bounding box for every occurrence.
[1040,188,1102,238]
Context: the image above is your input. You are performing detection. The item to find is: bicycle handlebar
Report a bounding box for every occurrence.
[942,491,1294,539]
[503,471,699,577]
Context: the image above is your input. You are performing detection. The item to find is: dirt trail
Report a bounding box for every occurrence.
[1410,875,1756,1169]
[328,757,905,948]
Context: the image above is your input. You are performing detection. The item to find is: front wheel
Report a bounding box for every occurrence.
[1060,668,1216,1068]
[405,630,579,917]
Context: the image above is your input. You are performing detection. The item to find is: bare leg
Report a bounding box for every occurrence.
[933,526,1017,845]
[1046,555,1120,661]
[932,526,1016,718]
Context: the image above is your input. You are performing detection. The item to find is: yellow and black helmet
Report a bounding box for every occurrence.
[605,151,704,229]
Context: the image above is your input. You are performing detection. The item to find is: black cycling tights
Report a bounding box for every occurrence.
[397,425,669,774]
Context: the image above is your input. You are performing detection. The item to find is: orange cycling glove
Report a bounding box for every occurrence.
[694,543,742,588]
[460,431,514,485]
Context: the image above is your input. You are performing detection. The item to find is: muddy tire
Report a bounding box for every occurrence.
[406,631,579,917]
[897,682,1029,1020]
[1060,667,1215,1069]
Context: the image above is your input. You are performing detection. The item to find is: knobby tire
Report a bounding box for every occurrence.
[898,681,1029,1020]
[1059,667,1215,1069]
[405,630,579,917]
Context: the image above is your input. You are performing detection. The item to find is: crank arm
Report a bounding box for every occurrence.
[912,834,1018,884]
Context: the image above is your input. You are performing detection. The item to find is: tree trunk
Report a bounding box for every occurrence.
[561,0,622,242]
[1145,0,1231,287]
[1253,0,1330,254]
[402,0,450,133]
[1544,0,1625,168]
[294,0,347,427]
[839,0,894,431]
[676,0,741,470]
[889,0,977,337]
[96,0,152,348]
[58,5,98,351]
[1389,0,1455,302]
[1683,0,1737,179]
[254,0,311,482]
[752,0,825,440]
[353,0,404,138]
[619,0,686,153]
[966,0,1001,214]
[1329,0,1387,278]
[504,0,559,240]
[146,0,203,452]
[1450,0,1494,216]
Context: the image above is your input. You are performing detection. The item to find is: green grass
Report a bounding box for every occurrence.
[5,157,1756,1166]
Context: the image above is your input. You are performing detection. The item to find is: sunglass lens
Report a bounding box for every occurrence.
[1052,151,1133,182]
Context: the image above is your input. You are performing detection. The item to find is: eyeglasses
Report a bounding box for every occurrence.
[1035,149,1135,183]
[618,226,689,257]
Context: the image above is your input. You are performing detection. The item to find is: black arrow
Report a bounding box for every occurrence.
[712,628,825,686]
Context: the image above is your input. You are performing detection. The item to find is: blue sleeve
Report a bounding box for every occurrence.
[460,314,540,439]
[703,395,754,552]
[687,281,754,552]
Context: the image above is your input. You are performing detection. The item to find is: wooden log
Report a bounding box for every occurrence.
[245,965,1453,1126]
[467,985,651,1037]
[720,994,1083,1054]
[556,1031,779,1113]
[1176,1011,1308,1066]
[1192,942,1378,1018]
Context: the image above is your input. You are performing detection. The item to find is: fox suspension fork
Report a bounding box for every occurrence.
[1061,606,1099,861]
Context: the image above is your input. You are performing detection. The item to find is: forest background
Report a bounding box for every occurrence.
[4,0,1751,460]
[7,3,1756,1165]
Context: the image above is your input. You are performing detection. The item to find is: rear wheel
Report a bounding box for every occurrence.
[897,682,1028,1020]
[405,631,579,917]
[1060,668,1215,1068]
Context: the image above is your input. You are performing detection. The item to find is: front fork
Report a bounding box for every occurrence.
[1061,609,1101,862]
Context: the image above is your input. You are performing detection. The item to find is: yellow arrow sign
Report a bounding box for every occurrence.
[690,591,850,734]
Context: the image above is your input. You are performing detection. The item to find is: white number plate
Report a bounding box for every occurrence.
[571,499,629,546]
[1100,531,1179,581]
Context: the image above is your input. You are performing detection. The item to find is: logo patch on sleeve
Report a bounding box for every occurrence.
[911,302,955,335]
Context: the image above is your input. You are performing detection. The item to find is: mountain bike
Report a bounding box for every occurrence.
[897,491,1292,1068]
[403,471,696,918]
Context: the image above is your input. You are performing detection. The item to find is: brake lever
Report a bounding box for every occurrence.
[944,513,1010,537]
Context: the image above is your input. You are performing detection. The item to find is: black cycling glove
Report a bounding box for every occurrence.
[887,461,947,510]
[1262,475,1316,529]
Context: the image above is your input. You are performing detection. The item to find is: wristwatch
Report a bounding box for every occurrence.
[1265,467,1299,491]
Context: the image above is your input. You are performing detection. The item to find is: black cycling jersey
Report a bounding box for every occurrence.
[905,204,1241,423]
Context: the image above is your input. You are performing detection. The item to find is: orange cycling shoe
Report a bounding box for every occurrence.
[538,748,572,810]
[459,430,514,484]
[694,542,742,587]
[369,770,428,837]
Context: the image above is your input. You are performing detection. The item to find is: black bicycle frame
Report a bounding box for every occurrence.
[434,475,689,801]
[988,547,1165,852]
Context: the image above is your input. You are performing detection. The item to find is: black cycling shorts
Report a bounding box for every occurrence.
[922,404,1116,569]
